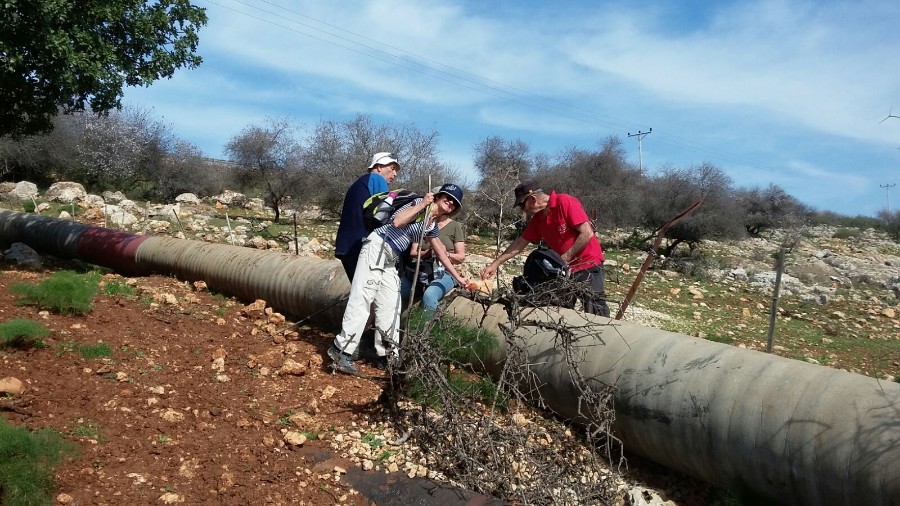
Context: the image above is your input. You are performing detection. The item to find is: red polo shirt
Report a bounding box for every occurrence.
[521,191,604,272]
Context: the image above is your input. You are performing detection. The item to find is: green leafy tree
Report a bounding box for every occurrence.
[0,0,207,138]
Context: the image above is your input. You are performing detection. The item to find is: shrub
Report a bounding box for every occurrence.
[0,417,77,506]
[0,319,50,348]
[832,227,861,239]
[10,270,100,314]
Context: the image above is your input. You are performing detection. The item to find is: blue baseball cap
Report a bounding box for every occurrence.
[435,183,463,215]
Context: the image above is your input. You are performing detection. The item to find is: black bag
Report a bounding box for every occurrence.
[513,246,574,307]
[362,189,421,232]
[402,253,435,295]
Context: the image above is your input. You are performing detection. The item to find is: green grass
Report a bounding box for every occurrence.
[408,309,498,364]
[56,340,113,359]
[10,270,100,315]
[403,309,507,409]
[361,432,384,450]
[0,416,77,506]
[832,227,862,239]
[71,420,103,442]
[138,292,154,307]
[103,279,135,298]
[407,371,507,410]
[0,319,50,349]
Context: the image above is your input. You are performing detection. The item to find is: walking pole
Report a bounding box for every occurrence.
[405,176,433,317]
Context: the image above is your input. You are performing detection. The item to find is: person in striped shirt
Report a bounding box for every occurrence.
[328,183,470,374]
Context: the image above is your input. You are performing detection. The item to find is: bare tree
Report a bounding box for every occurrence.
[225,117,306,222]
[471,137,532,251]
[302,114,457,214]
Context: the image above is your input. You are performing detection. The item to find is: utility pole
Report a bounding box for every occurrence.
[881,183,896,213]
[627,128,652,172]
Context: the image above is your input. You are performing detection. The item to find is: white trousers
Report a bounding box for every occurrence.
[333,233,402,358]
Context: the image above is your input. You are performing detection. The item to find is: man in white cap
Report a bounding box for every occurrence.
[335,152,399,280]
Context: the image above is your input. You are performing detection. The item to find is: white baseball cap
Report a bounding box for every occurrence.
[368,152,399,169]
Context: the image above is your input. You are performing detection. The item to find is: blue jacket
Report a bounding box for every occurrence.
[335,172,388,256]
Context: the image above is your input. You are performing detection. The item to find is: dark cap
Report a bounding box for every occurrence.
[513,180,541,207]
[435,183,464,216]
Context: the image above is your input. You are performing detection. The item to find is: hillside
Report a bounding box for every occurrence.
[1,182,899,505]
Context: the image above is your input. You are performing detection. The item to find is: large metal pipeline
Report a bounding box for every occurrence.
[444,299,900,505]
[0,209,349,327]
[1,209,898,504]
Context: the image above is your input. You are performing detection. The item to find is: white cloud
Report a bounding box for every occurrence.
[120,0,898,215]
[560,0,900,145]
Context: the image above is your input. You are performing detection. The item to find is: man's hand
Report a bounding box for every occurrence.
[480,264,497,280]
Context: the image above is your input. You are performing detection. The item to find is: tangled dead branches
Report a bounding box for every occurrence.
[388,277,624,505]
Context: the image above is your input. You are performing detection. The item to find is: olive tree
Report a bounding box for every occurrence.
[640,163,745,256]
[539,137,644,229]
[0,0,207,138]
[146,140,226,201]
[737,184,812,236]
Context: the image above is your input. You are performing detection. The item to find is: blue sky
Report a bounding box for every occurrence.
[124,0,900,217]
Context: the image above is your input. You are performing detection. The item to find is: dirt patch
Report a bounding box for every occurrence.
[0,267,444,505]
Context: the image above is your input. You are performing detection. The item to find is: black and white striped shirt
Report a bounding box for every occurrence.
[375,198,438,254]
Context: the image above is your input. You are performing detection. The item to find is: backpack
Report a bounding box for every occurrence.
[362,189,421,232]
[512,246,574,307]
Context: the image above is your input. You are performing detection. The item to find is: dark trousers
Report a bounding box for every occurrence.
[572,265,610,317]
[336,242,363,282]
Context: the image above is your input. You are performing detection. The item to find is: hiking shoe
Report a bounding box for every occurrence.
[369,354,401,371]
[369,355,389,370]
[327,345,358,375]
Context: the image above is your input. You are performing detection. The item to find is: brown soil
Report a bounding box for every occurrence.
[1,265,499,506]
[0,264,721,506]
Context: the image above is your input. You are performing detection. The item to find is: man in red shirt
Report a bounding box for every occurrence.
[480,180,610,317]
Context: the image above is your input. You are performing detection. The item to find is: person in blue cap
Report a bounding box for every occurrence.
[328,183,470,375]
[400,184,466,312]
